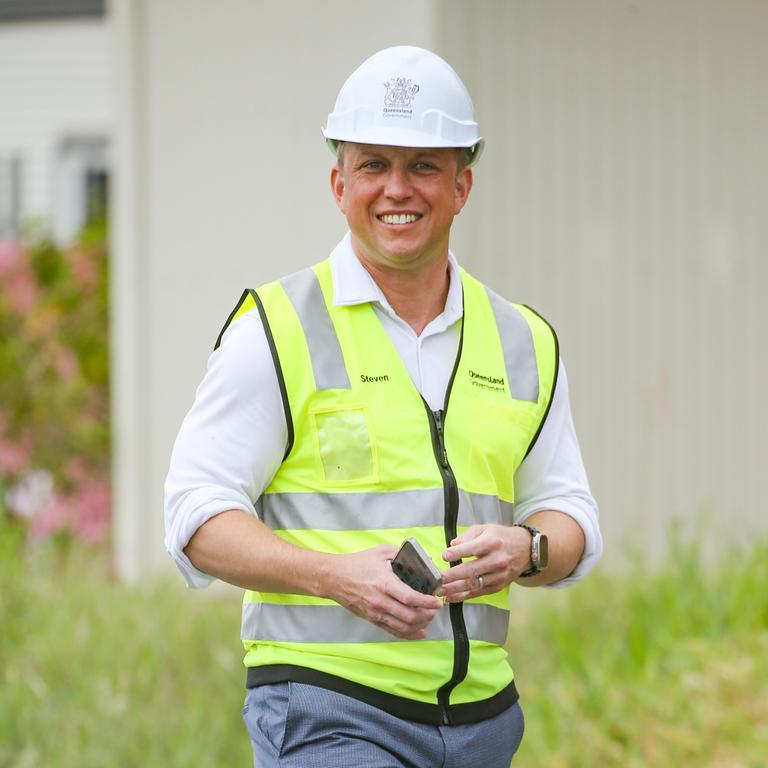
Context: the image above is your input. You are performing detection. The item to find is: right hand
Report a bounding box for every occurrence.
[331,545,443,640]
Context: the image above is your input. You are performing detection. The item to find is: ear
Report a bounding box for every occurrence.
[453,166,473,215]
[331,166,346,213]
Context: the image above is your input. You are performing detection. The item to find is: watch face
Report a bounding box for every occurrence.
[537,534,549,568]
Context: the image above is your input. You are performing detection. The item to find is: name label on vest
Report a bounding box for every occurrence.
[360,373,390,383]
[469,369,506,392]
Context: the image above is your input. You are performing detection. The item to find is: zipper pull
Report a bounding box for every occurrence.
[433,409,449,468]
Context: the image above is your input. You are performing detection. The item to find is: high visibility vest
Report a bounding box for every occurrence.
[217,257,558,725]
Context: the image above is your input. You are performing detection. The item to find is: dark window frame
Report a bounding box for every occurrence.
[0,1,104,23]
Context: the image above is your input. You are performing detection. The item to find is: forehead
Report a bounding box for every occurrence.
[344,143,457,162]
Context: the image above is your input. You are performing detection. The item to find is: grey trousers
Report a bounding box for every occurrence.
[243,682,525,768]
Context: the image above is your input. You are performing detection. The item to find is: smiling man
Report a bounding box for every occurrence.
[165,46,602,767]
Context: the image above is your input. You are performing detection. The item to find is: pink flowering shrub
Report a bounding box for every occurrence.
[0,223,110,545]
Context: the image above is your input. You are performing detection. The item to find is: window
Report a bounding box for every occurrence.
[0,1,105,23]
[51,136,109,243]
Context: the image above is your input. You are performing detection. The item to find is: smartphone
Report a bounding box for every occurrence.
[391,538,443,595]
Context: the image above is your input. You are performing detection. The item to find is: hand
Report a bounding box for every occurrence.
[332,545,443,639]
[439,525,532,603]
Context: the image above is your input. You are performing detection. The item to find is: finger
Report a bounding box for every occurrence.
[443,533,491,563]
[387,579,444,609]
[446,525,484,549]
[440,561,487,584]
[442,581,478,602]
[443,591,470,604]
[387,605,441,631]
[443,574,482,592]
[376,609,439,639]
[441,573,497,602]
[390,626,428,640]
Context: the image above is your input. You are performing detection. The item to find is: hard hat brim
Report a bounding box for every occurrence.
[323,130,484,166]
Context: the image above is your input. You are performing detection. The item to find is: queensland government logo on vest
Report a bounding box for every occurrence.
[383,77,419,118]
[469,369,506,392]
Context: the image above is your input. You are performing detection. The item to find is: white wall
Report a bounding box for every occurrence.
[0,18,110,236]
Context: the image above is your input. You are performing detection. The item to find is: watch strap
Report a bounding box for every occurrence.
[514,523,543,577]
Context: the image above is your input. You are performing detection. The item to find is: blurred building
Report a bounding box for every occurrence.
[108,0,768,582]
[0,0,110,244]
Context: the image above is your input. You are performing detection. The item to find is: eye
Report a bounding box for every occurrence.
[413,161,437,171]
[360,160,386,170]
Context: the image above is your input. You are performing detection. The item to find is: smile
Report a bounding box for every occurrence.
[377,213,422,225]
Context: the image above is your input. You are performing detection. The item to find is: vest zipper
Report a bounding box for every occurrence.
[421,320,469,726]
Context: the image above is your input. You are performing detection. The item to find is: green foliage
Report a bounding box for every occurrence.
[0,522,251,767]
[0,224,110,543]
[1,523,766,767]
[511,534,768,767]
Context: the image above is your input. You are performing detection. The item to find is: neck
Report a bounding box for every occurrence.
[357,254,451,336]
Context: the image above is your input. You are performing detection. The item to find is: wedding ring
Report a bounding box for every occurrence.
[478,574,485,589]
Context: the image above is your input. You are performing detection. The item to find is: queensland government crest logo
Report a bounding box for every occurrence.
[383,77,420,117]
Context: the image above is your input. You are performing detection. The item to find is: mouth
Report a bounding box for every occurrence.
[377,213,422,225]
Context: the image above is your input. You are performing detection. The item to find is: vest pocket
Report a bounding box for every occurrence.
[311,404,377,484]
[468,399,537,499]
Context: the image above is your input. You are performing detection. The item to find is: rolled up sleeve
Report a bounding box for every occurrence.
[513,360,603,587]
[163,312,287,588]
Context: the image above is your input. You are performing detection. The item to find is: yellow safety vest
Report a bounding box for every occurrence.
[216,257,558,725]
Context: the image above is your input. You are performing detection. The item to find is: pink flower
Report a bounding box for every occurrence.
[65,456,89,485]
[0,436,31,474]
[70,479,111,544]
[5,260,39,315]
[12,469,111,545]
[30,491,72,539]
[0,240,22,277]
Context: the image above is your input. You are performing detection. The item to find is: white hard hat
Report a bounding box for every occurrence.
[323,46,484,166]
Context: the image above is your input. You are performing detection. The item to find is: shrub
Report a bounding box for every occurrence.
[0,222,110,544]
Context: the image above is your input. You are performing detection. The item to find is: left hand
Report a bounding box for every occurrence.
[439,524,532,602]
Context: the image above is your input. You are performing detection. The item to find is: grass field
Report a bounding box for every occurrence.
[1,520,767,767]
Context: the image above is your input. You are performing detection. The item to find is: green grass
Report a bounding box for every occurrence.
[511,537,768,767]
[1,521,767,767]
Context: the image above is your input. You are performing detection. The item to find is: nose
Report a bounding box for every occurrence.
[383,167,412,200]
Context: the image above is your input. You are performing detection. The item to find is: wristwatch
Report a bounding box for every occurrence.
[514,524,549,577]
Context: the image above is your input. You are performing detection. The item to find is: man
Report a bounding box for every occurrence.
[165,46,601,767]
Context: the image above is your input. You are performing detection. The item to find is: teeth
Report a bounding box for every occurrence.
[379,213,419,225]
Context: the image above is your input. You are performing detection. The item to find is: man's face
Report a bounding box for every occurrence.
[330,143,473,273]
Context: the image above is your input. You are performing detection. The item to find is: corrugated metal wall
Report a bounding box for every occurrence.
[441,0,768,558]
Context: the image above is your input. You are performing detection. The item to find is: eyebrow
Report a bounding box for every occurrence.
[355,149,443,160]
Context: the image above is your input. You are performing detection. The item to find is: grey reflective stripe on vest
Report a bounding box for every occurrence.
[485,288,539,403]
[242,602,509,646]
[256,490,514,531]
[280,268,350,390]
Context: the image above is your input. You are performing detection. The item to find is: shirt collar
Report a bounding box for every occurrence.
[329,231,464,328]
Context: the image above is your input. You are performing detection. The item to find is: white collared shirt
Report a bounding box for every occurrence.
[164,233,602,588]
